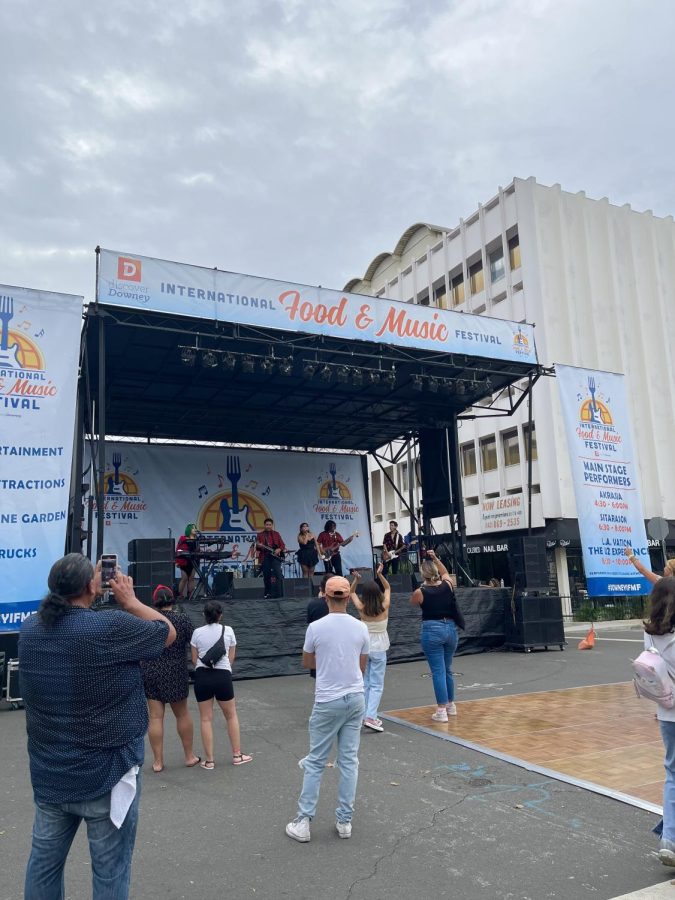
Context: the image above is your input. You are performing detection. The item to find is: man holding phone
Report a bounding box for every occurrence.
[19,553,176,900]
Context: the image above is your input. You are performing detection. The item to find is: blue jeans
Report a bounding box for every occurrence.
[25,777,141,900]
[420,620,458,706]
[660,721,675,842]
[364,652,387,720]
[298,692,365,824]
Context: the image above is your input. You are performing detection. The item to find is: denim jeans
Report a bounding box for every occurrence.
[660,721,675,842]
[25,777,141,900]
[363,652,387,720]
[420,620,458,706]
[298,692,365,824]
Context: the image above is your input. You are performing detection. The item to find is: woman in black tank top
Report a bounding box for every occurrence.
[410,550,464,723]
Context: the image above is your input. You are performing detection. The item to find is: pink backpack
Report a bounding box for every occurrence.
[632,635,675,708]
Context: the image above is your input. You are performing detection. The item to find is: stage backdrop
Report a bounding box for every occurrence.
[92,444,372,573]
[557,365,651,597]
[0,284,82,632]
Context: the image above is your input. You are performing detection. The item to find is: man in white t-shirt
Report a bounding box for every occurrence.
[286,576,369,843]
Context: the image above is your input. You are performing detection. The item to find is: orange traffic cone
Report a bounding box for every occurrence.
[578,625,596,650]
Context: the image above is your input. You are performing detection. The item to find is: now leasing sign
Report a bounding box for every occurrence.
[480,493,527,532]
[97,248,538,365]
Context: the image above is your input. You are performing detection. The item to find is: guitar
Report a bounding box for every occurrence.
[320,531,359,562]
[382,538,417,563]
[328,462,342,500]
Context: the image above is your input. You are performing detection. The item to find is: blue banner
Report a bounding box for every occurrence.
[556,365,651,597]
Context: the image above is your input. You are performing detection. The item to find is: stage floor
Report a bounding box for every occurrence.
[384,682,665,812]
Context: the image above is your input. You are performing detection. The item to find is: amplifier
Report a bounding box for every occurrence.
[128,538,175,564]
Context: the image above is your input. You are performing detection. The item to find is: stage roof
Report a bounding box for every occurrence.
[84,304,541,452]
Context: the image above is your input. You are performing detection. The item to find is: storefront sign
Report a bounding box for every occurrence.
[480,493,527,532]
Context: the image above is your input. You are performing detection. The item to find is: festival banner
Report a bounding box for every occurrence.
[556,365,651,596]
[92,443,372,574]
[97,248,538,366]
[0,285,82,632]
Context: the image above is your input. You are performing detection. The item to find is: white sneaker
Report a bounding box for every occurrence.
[336,821,352,839]
[431,709,448,722]
[446,702,457,716]
[286,817,311,842]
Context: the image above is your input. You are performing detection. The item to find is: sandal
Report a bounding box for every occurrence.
[185,756,202,768]
[200,760,215,770]
[232,753,253,766]
[152,763,164,774]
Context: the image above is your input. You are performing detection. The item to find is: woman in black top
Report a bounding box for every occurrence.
[410,550,465,723]
[297,522,320,577]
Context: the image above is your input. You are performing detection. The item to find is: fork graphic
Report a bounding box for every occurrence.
[112,452,122,484]
[588,376,600,422]
[329,462,337,489]
[227,455,241,512]
[0,295,14,351]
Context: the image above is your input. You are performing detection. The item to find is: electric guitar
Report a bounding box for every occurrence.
[320,531,359,562]
[382,538,417,563]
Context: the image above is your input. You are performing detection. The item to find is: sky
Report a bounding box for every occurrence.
[1,0,674,302]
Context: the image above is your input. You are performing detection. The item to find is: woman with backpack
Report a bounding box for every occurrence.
[190,600,252,769]
[643,578,675,866]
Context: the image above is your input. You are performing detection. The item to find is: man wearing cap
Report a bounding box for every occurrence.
[286,576,370,843]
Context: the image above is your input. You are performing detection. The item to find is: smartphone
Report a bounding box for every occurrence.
[101,554,118,589]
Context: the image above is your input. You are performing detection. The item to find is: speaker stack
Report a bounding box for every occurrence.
[128,539,175,606]
[505,536,564,651]
[507,536,549,592]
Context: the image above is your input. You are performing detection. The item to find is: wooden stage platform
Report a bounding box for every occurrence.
[384,682,665,812]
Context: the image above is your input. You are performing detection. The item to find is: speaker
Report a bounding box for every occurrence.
[418,428,452,519]
[212,572,233,596]
[384,573,412,593]
[128,560,175,592]
[507,536,549,591]
[128,538,175,563]
[505,596,565,650]
[284,578,313,599]
[132,584,153,606]
[231,580,265,599]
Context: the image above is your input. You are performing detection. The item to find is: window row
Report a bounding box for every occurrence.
[460,424,537,476]
[432,234,521,309]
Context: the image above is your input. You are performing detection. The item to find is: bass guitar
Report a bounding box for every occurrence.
[320,531,359,563]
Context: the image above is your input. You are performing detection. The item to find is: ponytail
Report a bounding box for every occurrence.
[38,591,71,625]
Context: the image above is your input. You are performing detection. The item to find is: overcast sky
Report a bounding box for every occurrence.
[1,0,673,301]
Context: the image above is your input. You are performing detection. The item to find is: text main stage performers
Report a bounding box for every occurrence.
[256,517,286,598]
[317,520,358,577]
[382,520,405,576]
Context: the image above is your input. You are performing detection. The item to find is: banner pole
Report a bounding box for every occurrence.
[96,313,106,559]
[526,373,534,535]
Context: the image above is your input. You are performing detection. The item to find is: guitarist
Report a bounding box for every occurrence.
[317,520,356,577]
[255,518,286,598]
[382,520,405,575]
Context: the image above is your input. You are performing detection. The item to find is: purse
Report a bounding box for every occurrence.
[199,625,226,668]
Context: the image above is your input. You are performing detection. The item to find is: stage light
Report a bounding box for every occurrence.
[241,356,255,374]
[383,368,396,388]
[336,366,349,384]
[366,370,380,386]
[484,377,493,392]
[411,375,424,392]
[278,358,293,376]
[223,353,236,371]
[319,365,332,382]
[201,350,218,368]
[351,368,363,387]
[427,377,439,393]
[440,380,454,395]
[303,361,318,377]
[180,347,196,366]
[259,357,275,374]
[456,380,466,395]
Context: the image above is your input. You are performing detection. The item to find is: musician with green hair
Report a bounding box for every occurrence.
[175,524,198,599]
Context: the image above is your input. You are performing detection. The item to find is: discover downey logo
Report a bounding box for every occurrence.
[117,257,142,282]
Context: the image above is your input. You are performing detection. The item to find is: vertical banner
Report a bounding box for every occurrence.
[556,365,651,596]
[0,285,82,631]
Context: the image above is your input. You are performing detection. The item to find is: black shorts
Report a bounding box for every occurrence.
[193,667,234,702]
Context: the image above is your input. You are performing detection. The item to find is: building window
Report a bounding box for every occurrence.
[489,247,505,283]
[433,280,448,309]
[461,442,477,477]
[480,436,497,472]
[465,496,479,506]
[451,272,465,306]
[508,234,521,270]
[399,462,409,494]
[484,491,500,499]
[417,289,430,306]
[469,260,484,295]
[502,429,520,467]
[523,423,538,461]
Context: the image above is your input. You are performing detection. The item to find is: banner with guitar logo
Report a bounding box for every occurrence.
[90,443,372,574]
[0,284,83,632]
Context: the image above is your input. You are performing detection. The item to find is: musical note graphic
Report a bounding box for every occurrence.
[18,320,31,330]
[132,470,139,476]
[246,480,258,489]
[18,305,27,313]
[34,328,44,338]
[317,476,322,482]
[207,465,211,475]
[577,393,583,401]
[218,474,225,487]
[262,486,270,496]
[198,484,208,498]
[245,464,252,472]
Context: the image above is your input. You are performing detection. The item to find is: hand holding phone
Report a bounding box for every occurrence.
[100,554,118,589]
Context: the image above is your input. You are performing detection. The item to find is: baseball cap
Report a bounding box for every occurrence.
[325,576,351,599]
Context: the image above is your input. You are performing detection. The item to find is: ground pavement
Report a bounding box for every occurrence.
[1,622,673,900]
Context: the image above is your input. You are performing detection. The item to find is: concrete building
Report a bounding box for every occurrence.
[346,177,675,599]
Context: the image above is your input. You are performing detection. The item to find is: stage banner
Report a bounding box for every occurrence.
[92,444,372,574]
[97,248,538,365]
[556,365,651,597]
[0,284,82,632]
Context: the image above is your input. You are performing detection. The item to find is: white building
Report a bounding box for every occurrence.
[345,177,675,598]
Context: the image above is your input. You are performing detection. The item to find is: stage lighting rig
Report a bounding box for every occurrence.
[366,370,380,386]
[484,377,493,393]
[411,375,424,392]
[259,356,275,374]
[278,358,293,376]
[319,365,332,382]
[351,368,363,387]
[440,380,454,395]
[383,368,396,388]
[336,366,349,383]
[223,354,236,371]
[241,356,255,374]
[427,377,439,393]
[180,346,197,366]
[456,380,466,395]
[302,360,318,377]
[201,350,218,368]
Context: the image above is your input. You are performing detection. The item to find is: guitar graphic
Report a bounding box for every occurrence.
[219,455,252,532]
[0,296,22,368]
[588,375,601,424]
[328,462,342,499]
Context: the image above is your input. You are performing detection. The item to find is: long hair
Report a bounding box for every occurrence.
[39,553,94,625]
[420,560,441,583]
[361,580,384,618]
[665,559,675,577]
[644,578,675,636]
[203,599,223,624]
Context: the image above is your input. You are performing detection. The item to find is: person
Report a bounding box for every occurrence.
[19,553,176,900]
[382,520,405,575]
[140,585,201,773]
[643,579,675,866]
[350,565,391,732]
[297,522,320,578]
[317,520,358,576]
[255,517,286,598]
[286,576,369,843]
[175,523,198,599]
[306,574,331,679]
[625,546,675,585]
[190,600,252,769]
[410,549,465,722]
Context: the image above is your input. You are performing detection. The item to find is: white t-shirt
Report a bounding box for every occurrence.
[191,623,236,672]
[304,613,370,703]
[644,630,675,722]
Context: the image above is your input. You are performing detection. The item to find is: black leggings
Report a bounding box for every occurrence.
[193,668,234,702]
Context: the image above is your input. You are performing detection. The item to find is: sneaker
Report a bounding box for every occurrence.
[659,839,675,866]
[446,702,457,716]
[286,817,311,842]
[363,718,384,732]
[336,821,352,839]
[431,709,448,723]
